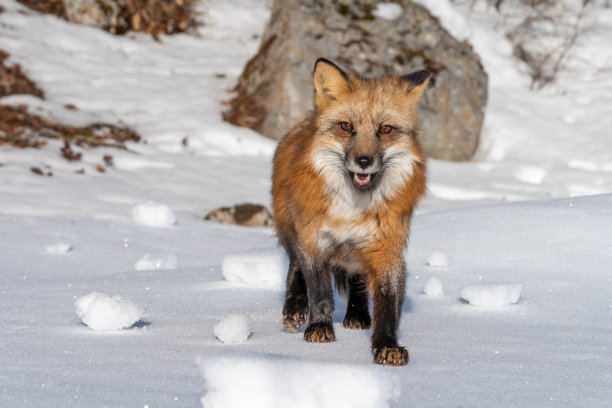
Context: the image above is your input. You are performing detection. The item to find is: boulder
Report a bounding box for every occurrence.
[223,0,488,161]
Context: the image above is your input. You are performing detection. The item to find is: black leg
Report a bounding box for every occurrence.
[371,270,408,366]
[343,274,371,329]
[303,262,335,343]
[282,259,308,333]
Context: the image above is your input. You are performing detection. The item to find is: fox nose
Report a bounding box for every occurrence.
[356,156,374,169]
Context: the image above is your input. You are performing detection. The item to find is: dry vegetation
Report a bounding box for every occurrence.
[16,0,197,37]
[475,0,595,89]
[0,49,139,159]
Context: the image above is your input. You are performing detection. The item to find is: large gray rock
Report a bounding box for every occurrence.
[223,0,488,161]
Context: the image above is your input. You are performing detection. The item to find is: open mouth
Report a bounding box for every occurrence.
[350,171,377,190]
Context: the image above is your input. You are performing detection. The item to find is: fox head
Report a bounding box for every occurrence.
[309,58,429,206]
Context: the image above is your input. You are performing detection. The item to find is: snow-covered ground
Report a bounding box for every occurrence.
[1,0,612,407]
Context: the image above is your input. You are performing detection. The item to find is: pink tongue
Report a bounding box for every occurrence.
[354,173,370,185]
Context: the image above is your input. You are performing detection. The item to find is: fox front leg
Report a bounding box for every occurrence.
[370,268,408,366]
[302,262,335,343]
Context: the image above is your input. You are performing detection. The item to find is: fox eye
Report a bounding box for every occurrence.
[339,122,353,132]
[379,125,393,135]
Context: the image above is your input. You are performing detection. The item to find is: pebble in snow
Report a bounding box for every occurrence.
[460,283,523,309]
[214,313,252,344]
[75,292,144,331]
[427,249,450,268]
[423,276,444,297]
[132,201,176,227]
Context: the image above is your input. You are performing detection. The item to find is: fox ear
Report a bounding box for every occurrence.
[313,58,351,110]
[402,69,431,104]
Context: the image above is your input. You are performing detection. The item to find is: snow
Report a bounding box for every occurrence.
[426,249,449,268]
[132,202,177,228]
[134,253,179,271]
[75,292,145,331]
[373,3,403,21]
[198,353,400,408]
[213,314,253,344]
[221,248,288,290]
[44,242,73,254]
[423,276,444,297]
[1,0,612,406]
[460,283,523,309]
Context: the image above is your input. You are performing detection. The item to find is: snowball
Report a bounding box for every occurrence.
[45,242,73,254]
[423,276,444,297]
[221,248,289,290]
[134,253,178,271]
[460,283,523,309]
[427,249,450,268]
[214,314,252,344]
[75,292,145,331]
[132,202,176,227]
[514,166,547,185]
[372,2,403,20]
[198,353,400,408]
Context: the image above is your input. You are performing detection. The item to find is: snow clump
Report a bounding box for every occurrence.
[198,353,400,408]
[213,313,253,344]
[221,248,289,290]
[44,242,73,254]
[132,202,176,227]
[427,249,450,268]
[423,276,444,297]
[134,253,179,271]
[372,2,403,21]
[75,292,145,331]
[460,283,523,309]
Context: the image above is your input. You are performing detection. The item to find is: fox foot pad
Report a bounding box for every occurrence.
[373,346,409,366]
[282,296,308,333]
[304,323,335,342]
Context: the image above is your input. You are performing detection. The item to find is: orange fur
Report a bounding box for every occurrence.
[272,59,429,365]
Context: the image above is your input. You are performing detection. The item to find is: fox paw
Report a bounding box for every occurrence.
[373,346,409,366]
[282,296,308,333]
[342,314,371,330]
[304,323,335,343]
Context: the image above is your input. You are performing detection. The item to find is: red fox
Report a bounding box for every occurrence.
[272,58,429,366]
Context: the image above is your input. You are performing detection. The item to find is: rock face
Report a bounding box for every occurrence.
[223,0,488,161]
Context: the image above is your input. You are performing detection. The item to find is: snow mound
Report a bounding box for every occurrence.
[221,248,288,290]
[214,314,252,344]
[44,242,73,254]
[134,253,178,271]
[427,249,450,268]
[373,3,403,20]
[132,202,176,227]
[460,283,523,309]
[423,276,444,297]
[198,353,400,408]
[75,292,145,331]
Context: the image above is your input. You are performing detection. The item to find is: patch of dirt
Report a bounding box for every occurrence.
[0,50,44,99]
[125,0,197,36]
[0,104,141,149]
[16,0,197,37]
[16,0,66,18]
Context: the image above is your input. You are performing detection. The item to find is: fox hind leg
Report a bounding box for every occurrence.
[282,258,308,333]
[342,273,371,330]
